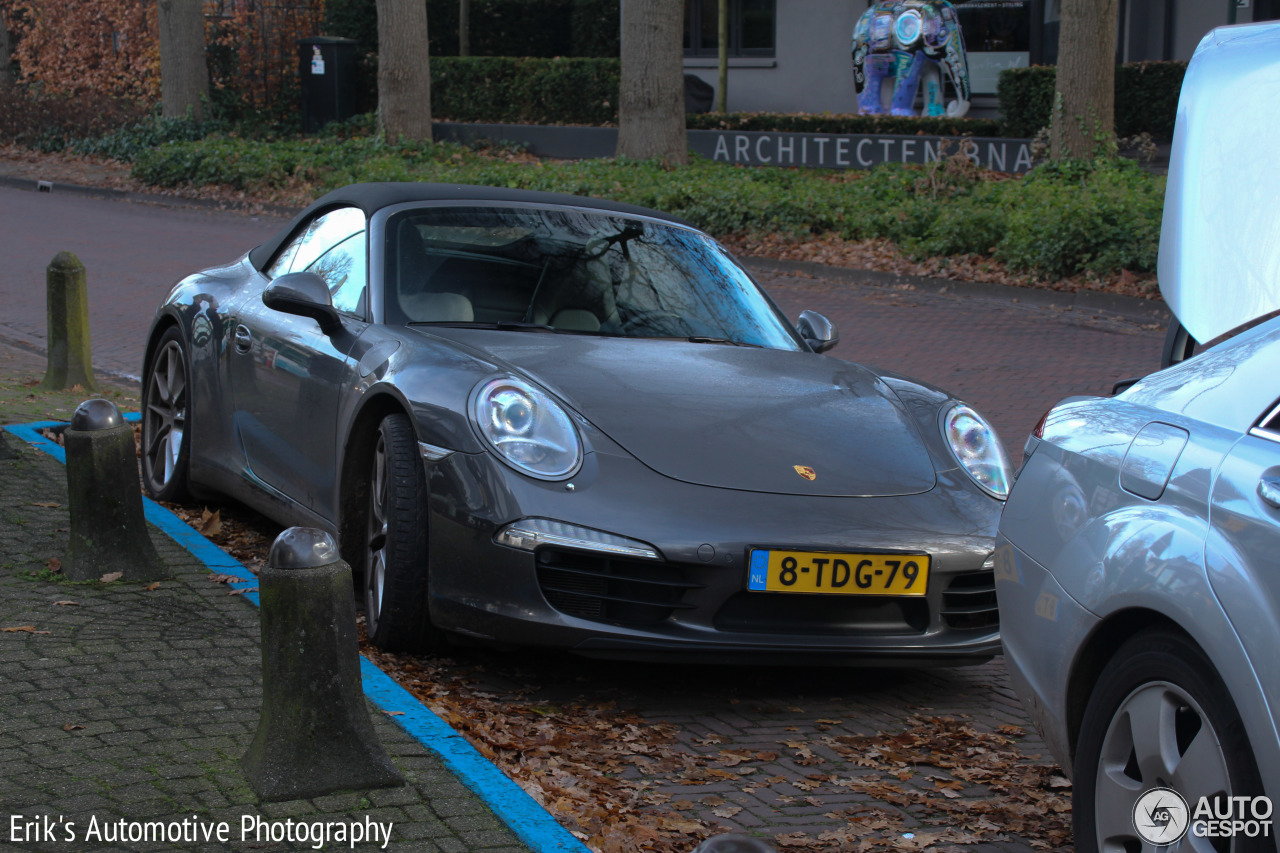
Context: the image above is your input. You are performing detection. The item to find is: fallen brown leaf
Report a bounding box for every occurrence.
[228,587,258,595]
[99,572,122,583]
[46,557,61,573]
[52,600,77,606]
[143,582,160,591]
[62,723,84,731]
[3,626,50,634]
[197,507,223,537]
[29,501,60,508]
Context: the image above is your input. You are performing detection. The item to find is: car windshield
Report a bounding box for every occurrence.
[382,206,802,350]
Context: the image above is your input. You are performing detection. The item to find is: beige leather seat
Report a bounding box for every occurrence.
[529,257,618,331]
[400,291,474,323]
[393,223,473,323]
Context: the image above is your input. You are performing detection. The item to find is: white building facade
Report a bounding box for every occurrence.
[681,0,1271,117]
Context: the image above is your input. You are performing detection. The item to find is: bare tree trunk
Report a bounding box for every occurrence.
[716,0,727,112]
[0,7,14,91]
[616,0,687,164]
[377,0,432,143]
[157,0,210,120]
[459,0,470,57]
[1050,0,1118,159]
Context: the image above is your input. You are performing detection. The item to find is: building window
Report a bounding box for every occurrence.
[953,0,1033,94]
[684,0,776,58]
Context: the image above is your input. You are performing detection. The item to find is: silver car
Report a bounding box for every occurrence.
[996,23,1280,853]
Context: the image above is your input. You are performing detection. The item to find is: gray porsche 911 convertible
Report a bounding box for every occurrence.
[142,183,1010,663]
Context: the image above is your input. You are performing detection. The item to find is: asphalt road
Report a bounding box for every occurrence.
[0,186,282,379]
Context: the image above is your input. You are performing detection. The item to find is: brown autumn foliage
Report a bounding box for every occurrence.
[205,0,324,113]
[0,0,160,99]
[0,0,323,114]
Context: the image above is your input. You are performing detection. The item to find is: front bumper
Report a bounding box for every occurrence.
[423,449,1003,665]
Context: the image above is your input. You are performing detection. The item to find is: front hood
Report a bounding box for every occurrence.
[1159,22,1280,343]
[426,329,937,497]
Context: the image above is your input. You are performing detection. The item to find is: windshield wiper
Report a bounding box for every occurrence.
[496,321,560,332]
[686,336,761,347]
[407,320,561,332]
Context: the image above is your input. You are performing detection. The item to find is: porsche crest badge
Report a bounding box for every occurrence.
[793,465,817,481]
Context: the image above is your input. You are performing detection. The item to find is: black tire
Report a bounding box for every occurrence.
[141,326,192,501]
[363,412,441,653]
[1074,629,1266,853]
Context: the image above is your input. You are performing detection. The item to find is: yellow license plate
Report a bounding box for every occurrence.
[747,549,929,596]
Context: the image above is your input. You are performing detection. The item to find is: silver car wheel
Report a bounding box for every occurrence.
[1075,630,1265,853]
[1094,681,1230,851]
[364,429,389,634]
[142,333,189,499]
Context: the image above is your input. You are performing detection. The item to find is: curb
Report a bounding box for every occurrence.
[0,172,297,219]
[2,416,589,853]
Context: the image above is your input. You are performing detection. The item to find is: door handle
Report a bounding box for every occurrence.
[1259,475,1280,509]
[234,325,252,354]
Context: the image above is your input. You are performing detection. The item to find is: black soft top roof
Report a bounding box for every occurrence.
[247,182,692,270]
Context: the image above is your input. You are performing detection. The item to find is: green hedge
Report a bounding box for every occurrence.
[995,66,1055,138]
[997,61,1186,140]
[1114,62,1186,138]
[132,135,1165,280]
[431,56,619,124]
[431,61,1011,132]
[686,112,1004,137]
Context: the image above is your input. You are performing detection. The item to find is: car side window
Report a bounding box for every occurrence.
[307,231,368,318]
[265,207,365,279]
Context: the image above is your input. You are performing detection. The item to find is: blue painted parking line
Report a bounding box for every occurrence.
[4,416,589,853]
[360,660,589,853]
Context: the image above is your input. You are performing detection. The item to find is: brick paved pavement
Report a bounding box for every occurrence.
[0,430,530,853]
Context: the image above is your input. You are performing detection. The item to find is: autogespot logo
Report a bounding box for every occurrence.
[1133,787,1190,845]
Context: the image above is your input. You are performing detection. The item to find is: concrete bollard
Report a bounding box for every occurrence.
[39,251,97,392]
[241,528,404,801]
[692,835,776,852]
[64,399,166,581]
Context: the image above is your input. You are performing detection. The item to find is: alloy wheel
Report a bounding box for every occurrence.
[365,429,389,634]
[1094,681,1230,852]
[144,339,187,492]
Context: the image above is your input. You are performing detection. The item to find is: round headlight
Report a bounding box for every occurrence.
[471,377,582,480]
[943,404,1014,500]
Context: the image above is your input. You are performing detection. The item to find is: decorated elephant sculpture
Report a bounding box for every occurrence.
[852,0,970,118]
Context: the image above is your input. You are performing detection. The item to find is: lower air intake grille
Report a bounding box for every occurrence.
[536,549,700,627]
[714,592,929,634]
[942,570,999,630]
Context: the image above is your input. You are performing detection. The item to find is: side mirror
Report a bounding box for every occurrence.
[263,272,341,335]
[797,310,839,354]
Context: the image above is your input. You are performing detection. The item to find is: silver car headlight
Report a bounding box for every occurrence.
[471,377,582,480]
[942,403,1014,500]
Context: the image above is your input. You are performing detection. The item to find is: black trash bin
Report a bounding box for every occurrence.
[298,37,359,132]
